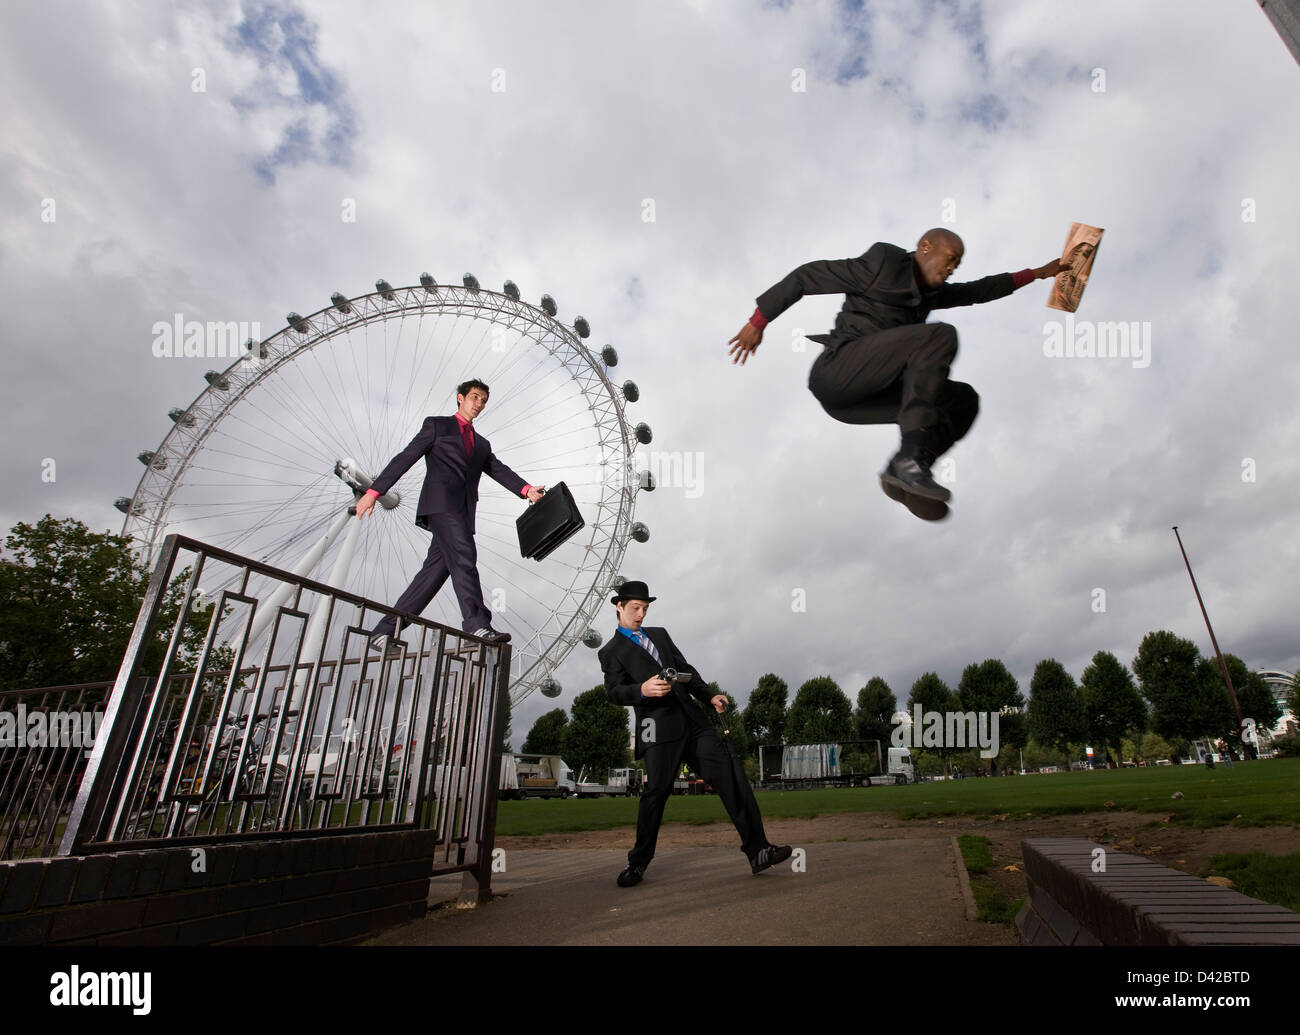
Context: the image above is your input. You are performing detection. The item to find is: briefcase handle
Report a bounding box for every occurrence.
[526,486,547,505]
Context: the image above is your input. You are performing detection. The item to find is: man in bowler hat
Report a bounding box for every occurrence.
[598,580,791,886]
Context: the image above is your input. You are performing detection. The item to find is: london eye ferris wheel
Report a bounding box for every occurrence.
[116,273,654,704]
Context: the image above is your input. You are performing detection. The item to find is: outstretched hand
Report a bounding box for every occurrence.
[727,322,763,365]
[1033,258,1064,280]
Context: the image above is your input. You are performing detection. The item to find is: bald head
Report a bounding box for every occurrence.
[914,228,965,288]
[918,227,963,252]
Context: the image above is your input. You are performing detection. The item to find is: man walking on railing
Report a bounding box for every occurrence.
[356,378,545,650]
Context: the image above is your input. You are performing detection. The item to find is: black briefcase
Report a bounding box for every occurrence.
[517,482,584,561]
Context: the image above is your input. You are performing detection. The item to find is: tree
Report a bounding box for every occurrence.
[562,686,630,780]
[1027,659,1085,758]
[522,708,569,754]
[1132,630,1218,743]
[956,658,1028,753]
[743,673,788,747]
[0,516,155,690]
[1079,650,1146,764]
[1196,654,1281,750]
[854,676,897,745]
[0,514,231,693]
[908,671,959,714]
[786,676,853,743]
[906,671,960,771]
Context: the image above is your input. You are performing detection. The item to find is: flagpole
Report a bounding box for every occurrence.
[1171,526,1243,729]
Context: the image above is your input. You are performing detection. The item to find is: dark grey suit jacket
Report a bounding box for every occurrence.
[369,415,526,532]
[755,241,1016,354]
[599,626,715,760]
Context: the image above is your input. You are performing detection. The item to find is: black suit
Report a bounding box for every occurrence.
[600,626,769,869]
[369,415,527,635]
[757,241,1017,449]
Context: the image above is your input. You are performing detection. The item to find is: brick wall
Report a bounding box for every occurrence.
[1017,838,1300,946]
[0,830,451,946]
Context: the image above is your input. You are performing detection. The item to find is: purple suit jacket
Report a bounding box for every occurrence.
[370,415,526,532]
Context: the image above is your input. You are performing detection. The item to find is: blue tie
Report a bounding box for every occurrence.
[636,631,662,665]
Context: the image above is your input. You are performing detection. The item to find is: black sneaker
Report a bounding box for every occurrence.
[881,451,951,502]
[750,844,793,874]
[472,627,511,644]
[617,863,646,887]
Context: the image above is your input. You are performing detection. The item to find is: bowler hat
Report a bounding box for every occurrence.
[610,580,656,604]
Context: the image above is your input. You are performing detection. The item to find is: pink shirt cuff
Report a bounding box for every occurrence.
[365,488,379,499]
[1010,268,1035,289]
[522,485,532,497]
[749,306,769,330]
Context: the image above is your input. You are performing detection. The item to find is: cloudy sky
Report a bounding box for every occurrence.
[3,0,1298,739]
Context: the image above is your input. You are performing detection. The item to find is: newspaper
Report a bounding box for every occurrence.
[1046,222,1104,313]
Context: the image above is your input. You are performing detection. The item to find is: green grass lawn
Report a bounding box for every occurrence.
[1205,852,1300,913]
[957,834,1023,923]
[493,758,1300,837]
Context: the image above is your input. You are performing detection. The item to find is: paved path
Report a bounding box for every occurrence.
[366,837,1017,946]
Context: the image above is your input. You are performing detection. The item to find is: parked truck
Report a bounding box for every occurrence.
[576,766,643,797]
[498,753,578,799]
[759,740,914,788]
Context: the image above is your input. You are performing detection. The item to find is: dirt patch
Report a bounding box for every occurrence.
[498,811,1300,908]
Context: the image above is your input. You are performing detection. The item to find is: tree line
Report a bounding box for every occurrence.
[525,644,1289,780]
[3,515,1295,776]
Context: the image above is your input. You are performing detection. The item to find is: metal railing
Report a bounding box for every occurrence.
[0,682,113,860]
[52,534,510,889]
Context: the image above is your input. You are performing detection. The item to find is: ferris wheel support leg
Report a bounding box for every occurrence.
[247,505,356,647]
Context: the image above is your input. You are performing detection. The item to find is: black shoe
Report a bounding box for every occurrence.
[879,476,950,522]
[472,627,511,644]
[617,863,646,887]
[881,451,951,502]
[368,633,403,660]
[750,844,793,874]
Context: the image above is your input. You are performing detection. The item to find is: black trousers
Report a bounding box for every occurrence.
[807,321,978,452]
[630,723,768,868]
[372,511,491,637]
